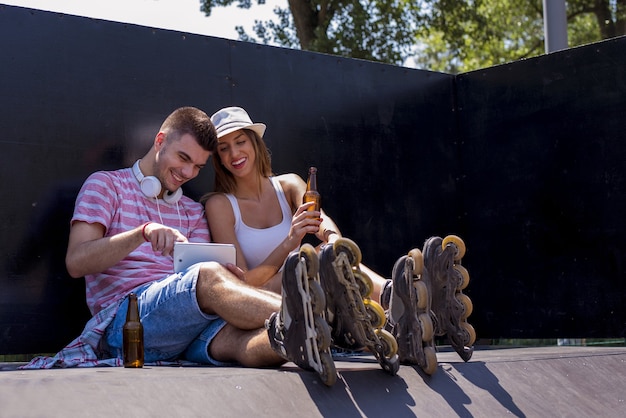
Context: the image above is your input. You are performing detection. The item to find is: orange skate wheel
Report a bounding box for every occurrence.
[414,280,428,310]
[442,235,466,261]
[457,293,473,319]
[299,243,319,277]
[423,346,438,375]
[364,299,386,329]
[408,248,424,275]
[319,351,337,387]
[308,280,326,315]
[419,313,434,342]
[314,315,331,350]
[453,264,470,290]
[374,328,399,358]
[333,237,362,266]
[461,322,476,347]
[353,269,374,298]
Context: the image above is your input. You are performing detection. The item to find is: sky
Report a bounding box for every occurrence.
[0,0,286,41]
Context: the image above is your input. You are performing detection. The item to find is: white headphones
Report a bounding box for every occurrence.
[132,160,182,204]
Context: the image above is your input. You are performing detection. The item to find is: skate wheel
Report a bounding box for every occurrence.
[309,280,326,315]
[374,328,399,358]
[422,346,438,375]
[299,243,320,277]
[457,293,473,319]
[419,313,434,342]
[364,299,386,329]
[353,270,373,298]
[453,264,470,290]
[408,248,424,275]
[319,351,337,387]
[413,280,428,310]
[461,322,476,347]
[442,235,465,261]
[314,315,332,350]
[333,237,362,266]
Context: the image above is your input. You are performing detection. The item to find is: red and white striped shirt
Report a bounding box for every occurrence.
[72,167,210,315]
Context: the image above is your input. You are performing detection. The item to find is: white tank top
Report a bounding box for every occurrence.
[225,177,292,269]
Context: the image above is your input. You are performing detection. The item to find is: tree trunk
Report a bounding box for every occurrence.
[593,0,616,38]
[288,0,318,50]
[616,0,626,35]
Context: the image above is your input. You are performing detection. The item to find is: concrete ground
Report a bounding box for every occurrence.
[1,345,625,417]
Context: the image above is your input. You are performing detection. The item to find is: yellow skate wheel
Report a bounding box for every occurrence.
[419,313,434,342]
[423,346,438,375]
[309,280,326,315]
[299,243,319,277]
[442,235,466,261]
[319,351,337,387]
[364,299,386,329]
[408,248,424,275]
[333,237,362,266]
[353,269,374,298]
[457,293,473,319]
[314,315,332,350]
[374,328,399,358]
[414,280,428,310]
[461,322,476,347]
[453,264,470,290]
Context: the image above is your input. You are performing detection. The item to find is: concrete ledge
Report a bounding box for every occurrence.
[1,346,625,417]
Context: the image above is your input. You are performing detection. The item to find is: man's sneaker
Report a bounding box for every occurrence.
[266,244,337,386]
[319,237,399,375]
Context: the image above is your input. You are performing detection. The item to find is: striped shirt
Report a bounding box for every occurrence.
[73,167,209,315]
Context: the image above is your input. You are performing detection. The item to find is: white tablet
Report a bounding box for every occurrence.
[173,242,236,273]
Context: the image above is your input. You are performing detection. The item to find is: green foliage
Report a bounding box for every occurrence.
[200,0,626,72]
[201,0,425,65]
[412,0,626,72]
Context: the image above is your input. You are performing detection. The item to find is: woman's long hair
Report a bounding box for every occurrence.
[201,129,272,202]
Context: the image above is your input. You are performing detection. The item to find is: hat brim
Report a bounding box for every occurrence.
[217,123,266,140]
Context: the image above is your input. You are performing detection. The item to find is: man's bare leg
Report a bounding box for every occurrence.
[210,325,285,367]
[195,262,280,330]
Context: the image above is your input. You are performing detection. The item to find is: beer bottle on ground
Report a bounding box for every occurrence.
[303,166,321,222]
[123,292,144,368]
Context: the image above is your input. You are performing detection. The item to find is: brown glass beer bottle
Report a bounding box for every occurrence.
[303,166,321,221]
[123,293,144,368]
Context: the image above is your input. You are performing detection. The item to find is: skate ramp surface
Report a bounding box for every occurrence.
[1,346,624,417]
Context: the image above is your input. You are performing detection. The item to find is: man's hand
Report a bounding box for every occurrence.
[142,222,188,257]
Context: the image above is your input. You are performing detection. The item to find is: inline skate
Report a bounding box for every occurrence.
[423,235,475,361]
[385,235,475,375]
[319,237,399,375]
[266,244,337,386]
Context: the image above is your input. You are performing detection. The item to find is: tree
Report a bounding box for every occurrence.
[200,0,626,72]
[200,0,426,65]
[412,0,626,73]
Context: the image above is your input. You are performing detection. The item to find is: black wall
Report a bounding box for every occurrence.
[0,5,623,354]
[456,40,626,338]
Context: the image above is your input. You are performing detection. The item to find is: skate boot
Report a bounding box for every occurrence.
[266,243,337,386]
[384,248,438,375]
[423,235,476,362]
[319,237,400,376]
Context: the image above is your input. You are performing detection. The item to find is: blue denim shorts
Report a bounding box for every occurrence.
[104,263,230,365]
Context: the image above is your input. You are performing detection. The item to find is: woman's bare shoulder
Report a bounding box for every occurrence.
[204,192,231,211]
[275,173,306,189]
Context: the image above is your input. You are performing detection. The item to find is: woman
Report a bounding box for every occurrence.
[203,106,387,297]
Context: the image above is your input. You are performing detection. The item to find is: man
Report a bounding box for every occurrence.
[24,107,333,383]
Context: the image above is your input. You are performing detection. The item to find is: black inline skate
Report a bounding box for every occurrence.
[423,235,475,362]
[385,235,475,374]
[266,244,337,386]
[319,237,399,376]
